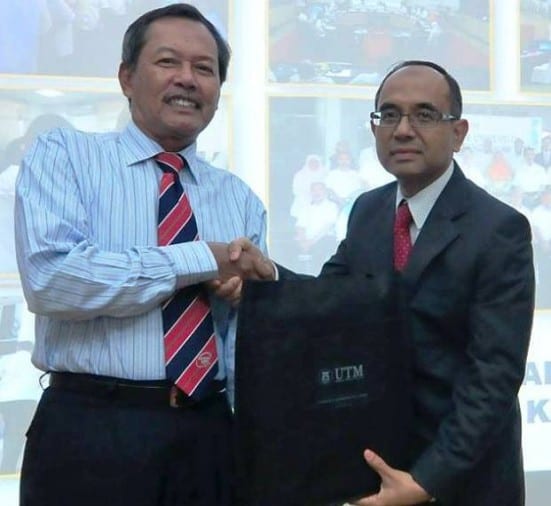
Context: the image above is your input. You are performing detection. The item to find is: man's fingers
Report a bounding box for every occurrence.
[228,237,254,261]
[210,239,274,281]
[213,276,241,298]
[352,494,380,506]
[355,450,431,506]
[255,257,276,280]
[363,449,392,480]
[349,450,390,506]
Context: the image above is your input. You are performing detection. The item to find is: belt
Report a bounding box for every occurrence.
[48,372,226,409]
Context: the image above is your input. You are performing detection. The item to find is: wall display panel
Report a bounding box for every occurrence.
[0,89,127,150]
[269,0,490,89]
[460,102,551,311]
[0,0,229,79]
[522,311,551,474]
[520,0,551,92]
[0,271,46,483]
[0,279,27,353]
[522,308,551,506]
[269,95,381,275]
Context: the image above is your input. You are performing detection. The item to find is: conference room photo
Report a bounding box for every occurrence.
[520,0,551,92]
[269,0,490,89]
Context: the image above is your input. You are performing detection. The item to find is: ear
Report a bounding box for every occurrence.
[118,63,133,100]
[452,118,469,153]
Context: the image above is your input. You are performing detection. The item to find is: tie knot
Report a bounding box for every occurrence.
[155,152,185,174]
[396,200,412,227]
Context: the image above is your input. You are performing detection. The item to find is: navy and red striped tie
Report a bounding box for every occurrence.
[156,152,218,400]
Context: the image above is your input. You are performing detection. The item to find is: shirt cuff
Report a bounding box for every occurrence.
[272,261,279,280]
[164,241,219,288]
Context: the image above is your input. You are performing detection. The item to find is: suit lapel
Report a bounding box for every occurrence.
[363,187,396,276]
[403,165,469,285]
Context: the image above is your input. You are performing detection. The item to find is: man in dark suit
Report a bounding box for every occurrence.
[225,60,534,505]
[319,61,534,506]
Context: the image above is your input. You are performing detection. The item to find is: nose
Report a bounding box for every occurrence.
[393,114,416,137]
[174,62,197,88]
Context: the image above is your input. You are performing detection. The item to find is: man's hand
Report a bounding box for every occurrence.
[227,237,276,280]
[207,239,275,305]
[208,238,275,282]
[207,276,242,307]
[352,450,432,506]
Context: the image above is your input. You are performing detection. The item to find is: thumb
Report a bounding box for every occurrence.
[228,237,252,261]
[207,279,221,289]
[228,238,247,262]
[363,449,392,480]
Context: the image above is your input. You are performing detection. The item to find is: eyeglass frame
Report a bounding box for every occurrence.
[370,108,459,128]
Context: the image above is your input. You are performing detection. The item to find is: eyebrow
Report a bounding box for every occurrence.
[154,46,178,55]
[153,46,216,63]
[378,102,439,111]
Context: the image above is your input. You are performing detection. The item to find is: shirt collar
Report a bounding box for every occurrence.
[119,120,201,183]
[395,161,454,229]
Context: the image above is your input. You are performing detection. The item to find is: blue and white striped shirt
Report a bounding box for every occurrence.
[14,121,269,398]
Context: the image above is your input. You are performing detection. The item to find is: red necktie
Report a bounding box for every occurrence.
[156,152,218,400]
[393,200,413,271]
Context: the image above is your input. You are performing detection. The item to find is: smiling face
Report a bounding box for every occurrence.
[371,65,468,197]
[118,16,221,152]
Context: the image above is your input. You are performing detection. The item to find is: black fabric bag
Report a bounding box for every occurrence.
[234,276,412,506]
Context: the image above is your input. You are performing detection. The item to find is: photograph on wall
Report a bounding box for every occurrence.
[461,102,551,311]
[269,96,551,309]
[0,0,229,79]
[520,0,551,92]
[0,277,39,476]
[269,0,490,89]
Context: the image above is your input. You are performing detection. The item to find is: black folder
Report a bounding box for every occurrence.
[234,276,412,506]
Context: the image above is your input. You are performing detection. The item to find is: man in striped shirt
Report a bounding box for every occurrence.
[14,4,273,506]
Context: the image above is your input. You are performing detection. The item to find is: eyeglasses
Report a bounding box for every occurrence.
[370,108,458,128]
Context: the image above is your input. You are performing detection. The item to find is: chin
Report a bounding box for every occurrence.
[388,165,420,177]
[166,124,201,140]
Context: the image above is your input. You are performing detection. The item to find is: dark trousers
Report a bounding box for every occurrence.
[20,385,235,506]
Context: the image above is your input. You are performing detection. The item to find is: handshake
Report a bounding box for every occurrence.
[207,237,275,306]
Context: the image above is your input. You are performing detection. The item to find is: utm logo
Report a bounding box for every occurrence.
[319,364,365,385]
[196,352,213,368]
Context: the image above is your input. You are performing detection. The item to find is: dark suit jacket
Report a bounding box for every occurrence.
[317,164,535,506]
